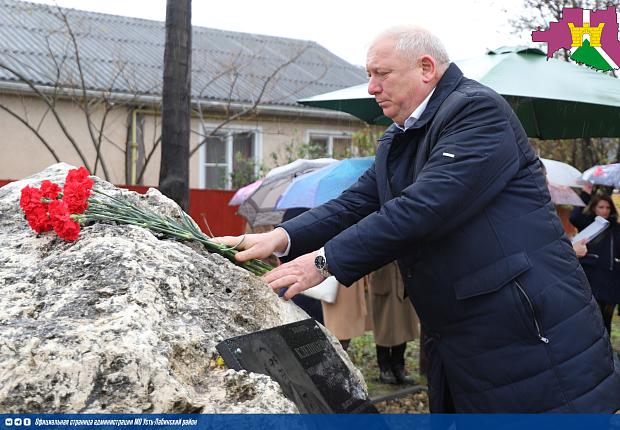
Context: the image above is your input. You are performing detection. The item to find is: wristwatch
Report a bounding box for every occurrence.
[314,247,331,278]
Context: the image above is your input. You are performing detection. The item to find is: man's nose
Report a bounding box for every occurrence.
[368,77,381,95]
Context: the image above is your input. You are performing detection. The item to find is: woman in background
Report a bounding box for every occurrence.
[570,185,620,335]
[369,262,419,384]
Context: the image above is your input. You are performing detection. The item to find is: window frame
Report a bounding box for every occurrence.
[305,129,354,158]
[199,123,263,190]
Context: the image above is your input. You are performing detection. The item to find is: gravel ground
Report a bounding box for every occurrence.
[374,391,429,413]
[348,334,429,413]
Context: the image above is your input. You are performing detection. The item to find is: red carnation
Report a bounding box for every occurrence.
[25,204,53,233]
[49,199,80,241]
[40,180,61,200]
[20,185,41,213]
[20,185,53,233]
[63,167,93,214]
[65,166,91,184]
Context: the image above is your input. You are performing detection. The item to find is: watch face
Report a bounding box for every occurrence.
[314,255,326,270]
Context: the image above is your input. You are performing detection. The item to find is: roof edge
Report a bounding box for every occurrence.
[0,79,364,122]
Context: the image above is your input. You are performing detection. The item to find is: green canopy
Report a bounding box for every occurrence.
[298,47,620,139]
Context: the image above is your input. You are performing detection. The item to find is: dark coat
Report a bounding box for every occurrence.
[570,193,620,303]
[280,63,620,412]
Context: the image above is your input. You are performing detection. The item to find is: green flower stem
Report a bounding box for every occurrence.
[84,189,273,276]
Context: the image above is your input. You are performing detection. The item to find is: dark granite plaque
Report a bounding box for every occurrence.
[216,318,378,414]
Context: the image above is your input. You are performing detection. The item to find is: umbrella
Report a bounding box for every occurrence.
[276,157,375,210]
[238,158,337,226]
[547,182,585,206]
[228,179,263,206]
[581,163,620,187]
[540,158,583,188]
[298,47,620,139]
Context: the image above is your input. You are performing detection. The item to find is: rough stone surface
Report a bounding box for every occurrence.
[0,163,366,413]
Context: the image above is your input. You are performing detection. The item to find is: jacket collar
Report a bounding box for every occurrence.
[379,62,464,143]
[410,62,463,130]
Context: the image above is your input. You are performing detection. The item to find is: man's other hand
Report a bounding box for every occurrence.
[263,251,326,300]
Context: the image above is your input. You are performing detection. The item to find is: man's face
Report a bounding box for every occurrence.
[366,37,427,125]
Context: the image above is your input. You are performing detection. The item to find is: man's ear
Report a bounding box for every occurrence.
[419,55,437,83]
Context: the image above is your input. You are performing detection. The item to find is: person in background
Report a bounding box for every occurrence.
[539,159,585,256]
[321,276,369,352]
[570,183,620,335]
[573,238,588,258]
[369,261,419,384]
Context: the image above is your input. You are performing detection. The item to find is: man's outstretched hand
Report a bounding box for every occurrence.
[213,229,327,300]
[213,228,289,262]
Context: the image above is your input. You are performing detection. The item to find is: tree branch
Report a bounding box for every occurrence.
[137,135,162,185]
[54,5,110,180]
[189,45,311,157]
[0,103,61,163]
[0,57,92,172]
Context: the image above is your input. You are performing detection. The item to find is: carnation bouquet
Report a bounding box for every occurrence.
[19,167,272,276]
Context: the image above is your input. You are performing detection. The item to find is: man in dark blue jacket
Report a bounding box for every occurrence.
[218,26,620,412]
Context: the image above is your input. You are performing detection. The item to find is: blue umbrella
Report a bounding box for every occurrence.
[276,157,374,210]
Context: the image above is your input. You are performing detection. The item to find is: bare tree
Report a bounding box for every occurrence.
[131,45,329,188]
[189,45,324,157]
[0,4,154,181]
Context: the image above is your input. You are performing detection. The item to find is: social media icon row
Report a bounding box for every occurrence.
[4,418,31,426]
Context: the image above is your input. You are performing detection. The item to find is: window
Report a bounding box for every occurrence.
[332,136,353,158]
[308,132,353,159]
[204,134,228,189]
[200,129,260,189]
[308,135,329,158]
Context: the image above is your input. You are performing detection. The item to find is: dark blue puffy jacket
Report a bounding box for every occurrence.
[281,64,620,412]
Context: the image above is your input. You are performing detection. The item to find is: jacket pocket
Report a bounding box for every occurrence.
[453,251,532,300]
[513,279,550,343]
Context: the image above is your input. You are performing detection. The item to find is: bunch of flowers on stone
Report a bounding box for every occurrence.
[19,167,272,276]
[20,166,92,241]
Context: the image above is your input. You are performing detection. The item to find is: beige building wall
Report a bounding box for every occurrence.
[0,93,130,183]
[1,93,383,189]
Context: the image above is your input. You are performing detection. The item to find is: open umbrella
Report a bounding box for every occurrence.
[547,182,585,206]
[276,157,375,210]
[298,47,620,139]
[228,179,263,206]
[581,163,620,187]
[540,158,583,188]
[238,158,337,227]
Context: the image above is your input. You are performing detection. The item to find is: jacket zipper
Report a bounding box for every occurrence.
[610,234,614,271]
[514,280,549,344]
